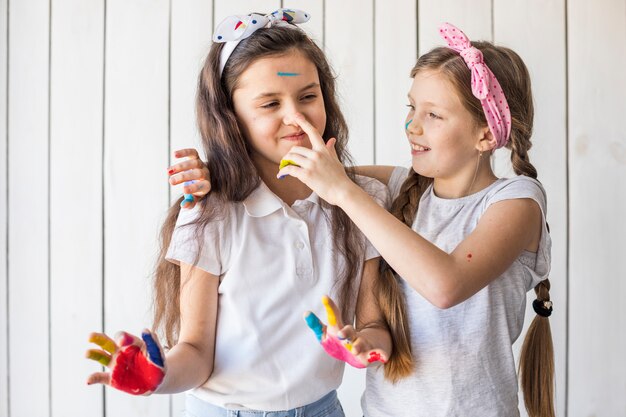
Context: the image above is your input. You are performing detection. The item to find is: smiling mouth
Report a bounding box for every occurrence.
[410,143,431,152]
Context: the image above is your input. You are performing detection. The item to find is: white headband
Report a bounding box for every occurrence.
[212,9,311,76]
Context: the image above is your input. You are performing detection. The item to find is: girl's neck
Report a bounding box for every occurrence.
[432,155,498,199]
[255,160,312,206]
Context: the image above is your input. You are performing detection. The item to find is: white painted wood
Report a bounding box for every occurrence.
[494,1,568,416]
[374,0,416,167]
[49,1,104,416]
[325,0,374,167]
[104,0,170,415]
[169,0,214,413]
[568,0,626,415]
[418,0,492,55]
[7,0,50,416]
[5,1,626,415]
[0,0,7,415]
[169,0,213,210]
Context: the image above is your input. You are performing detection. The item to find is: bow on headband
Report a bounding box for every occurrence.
[438,22,511,149]
[213,9,311,75]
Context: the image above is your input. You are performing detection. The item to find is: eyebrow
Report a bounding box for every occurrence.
[253,82,320,100]
[407,95,446,109]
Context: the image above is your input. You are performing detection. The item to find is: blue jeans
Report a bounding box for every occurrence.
[184,390,345,417]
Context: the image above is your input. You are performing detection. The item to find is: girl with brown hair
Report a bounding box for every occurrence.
[85,9,413,416]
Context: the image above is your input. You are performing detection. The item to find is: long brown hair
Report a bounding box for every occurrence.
[153,24,413,381]
[385,43,554,415]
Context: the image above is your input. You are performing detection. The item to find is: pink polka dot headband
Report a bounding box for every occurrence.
[439,22,512,149]
[212,9,311,76]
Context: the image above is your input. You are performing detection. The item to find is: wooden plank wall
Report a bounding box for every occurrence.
[1,0,624,416]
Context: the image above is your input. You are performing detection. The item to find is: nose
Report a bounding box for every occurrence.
[282,100,306,126]
[406,118,423,135]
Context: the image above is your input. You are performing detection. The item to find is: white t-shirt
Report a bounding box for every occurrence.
[362,167,552,417]
[166,176,388,411]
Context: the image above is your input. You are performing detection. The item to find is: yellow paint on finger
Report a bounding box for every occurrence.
[322,296,337,327]
[89,333,117,354]
[86,350,111,367]
[279,159,299,170]
[344,342,353,352]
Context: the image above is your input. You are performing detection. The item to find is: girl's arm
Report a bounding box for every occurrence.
[350,166,396,186]
[278,113,542,309]
[155,261,218,393]
[333,185,541,309]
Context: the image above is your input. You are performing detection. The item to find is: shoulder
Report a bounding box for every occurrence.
[485,176,547,213]
[387,166,411,201]
[175,195,237,236]
[354,174,390,209]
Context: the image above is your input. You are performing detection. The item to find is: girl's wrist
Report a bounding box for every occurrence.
[336,181,367,211]
[335,180,366,209]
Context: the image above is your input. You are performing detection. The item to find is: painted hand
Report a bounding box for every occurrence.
[276,113,355,206]
[304,296,387,368]
[167,148,211,209]
[86,329,166,395]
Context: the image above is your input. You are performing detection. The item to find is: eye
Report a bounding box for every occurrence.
[406,104,415,110]
[261,101,279,109]
[301,93,317,101]
[428,112,441,119]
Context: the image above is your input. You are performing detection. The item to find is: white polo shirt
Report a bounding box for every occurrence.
[166,175,388,411]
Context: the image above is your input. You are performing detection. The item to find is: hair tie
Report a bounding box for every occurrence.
[438,22,511,149]
[532,299,553,318]
[212,9,311,76]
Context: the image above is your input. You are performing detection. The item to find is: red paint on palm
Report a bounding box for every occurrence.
[368,351,385,363]
[110,345,164,395]
[320,336,366,368]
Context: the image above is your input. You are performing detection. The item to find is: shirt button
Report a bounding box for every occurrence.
[295,241,304,250]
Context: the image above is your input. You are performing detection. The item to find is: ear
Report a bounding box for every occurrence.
[475,125,496,153]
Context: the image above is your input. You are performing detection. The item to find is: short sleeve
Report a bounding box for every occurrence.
[486,176,552,289]
[355,175,391,261]
[165,204,224,276]
[387,166,411,201]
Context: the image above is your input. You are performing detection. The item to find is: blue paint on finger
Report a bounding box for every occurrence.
[180,194,194,207]
[304,312,324,342]
[142,331,164,368]
[184,180,196,186]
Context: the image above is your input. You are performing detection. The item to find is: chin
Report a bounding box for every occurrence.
[411,161,431,178]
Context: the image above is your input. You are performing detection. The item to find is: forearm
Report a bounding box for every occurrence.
[351,165,396,185]
[338,183,462,308]
[155,341,213,394]
[357,325,393,357]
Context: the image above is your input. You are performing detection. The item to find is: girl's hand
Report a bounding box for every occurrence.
[304,295,388,368]
[167,148,211,209]
[276,114,356,206]
[86,329,166,395]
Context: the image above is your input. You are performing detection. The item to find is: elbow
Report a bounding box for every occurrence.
[407,272,464,310]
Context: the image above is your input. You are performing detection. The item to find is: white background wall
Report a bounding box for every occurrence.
[0,0,624,416]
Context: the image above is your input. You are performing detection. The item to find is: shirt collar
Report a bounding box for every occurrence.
[242,181,320,217]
